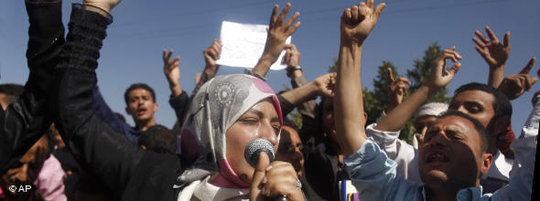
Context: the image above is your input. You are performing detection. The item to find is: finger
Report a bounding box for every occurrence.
[284,43,297,52]
[442,46,462,60]
[453,49,463,60]
[277,3,291,25]
[284,11,300,30]
[162,49,167,58]
[442,50,459,63]
[503,32,510,48]
[270,4,279,26]
[387,67,395,82]
[367,0,374,8]
[215,46,222,59]
[208,47,219,57]
[397,77,412,85]
[474,46,488,58]
[172,56,180,65]
[251,152,270,199]
[531,77,538,89]
[284,49,291,63]
[472,37,486,48]
[344,8,352,22]
[167,49,174,59]
[524,77,533,91]
[520,57,536,74]
[474,30,489,44]
[449,62,462,75]
[485,26,499,43]
[358,2,368,17]
[351,5,359,23]
[287,21,301,35]
[374,3,386,18]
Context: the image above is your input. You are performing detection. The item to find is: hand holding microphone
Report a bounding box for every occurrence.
[247,138,304,201]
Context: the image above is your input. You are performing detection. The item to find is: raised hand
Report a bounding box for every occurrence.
[473,26,510,69]
[203,39,222,69]
[83,0,122,13]
[425,46,463,90]
[284,44,301,67]
[340,0,386,45]
[498,57,539,100]
[250,152,304,201]
[314,73,336,97]
[162,49,182,96]
[253,3,300,77]
[387,68,411,112]
[265,3,300,59]
[283,44,302,78]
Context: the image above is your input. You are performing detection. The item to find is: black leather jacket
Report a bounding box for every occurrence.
[0,0,65,174]
[53,5,181,201]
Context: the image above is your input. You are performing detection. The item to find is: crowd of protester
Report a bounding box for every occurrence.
[0,0,537,200]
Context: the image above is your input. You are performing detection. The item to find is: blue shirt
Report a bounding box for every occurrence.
[343,96,539,201]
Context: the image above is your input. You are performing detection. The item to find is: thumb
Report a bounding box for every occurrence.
[250,152,270,200]
[374,2,386,18]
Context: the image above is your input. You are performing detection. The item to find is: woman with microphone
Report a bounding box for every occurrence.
[177,74,303,200]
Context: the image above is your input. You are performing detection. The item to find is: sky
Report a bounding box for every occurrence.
[1,0,539,134]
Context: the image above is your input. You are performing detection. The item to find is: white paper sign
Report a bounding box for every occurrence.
[216,21,291,70]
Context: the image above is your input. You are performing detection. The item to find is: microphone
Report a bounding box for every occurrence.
[244,138,288,201]
[244,138,275,167]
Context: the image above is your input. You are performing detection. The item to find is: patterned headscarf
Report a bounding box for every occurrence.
[178,74,282,187]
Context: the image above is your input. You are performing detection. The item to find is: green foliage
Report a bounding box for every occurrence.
[284,42,451,143]
[325,42,450,143]
[406,42,450,103]
[288,109,303,129]
[366,61,398,125]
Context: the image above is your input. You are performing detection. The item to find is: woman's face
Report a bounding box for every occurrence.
[225,98,281,184]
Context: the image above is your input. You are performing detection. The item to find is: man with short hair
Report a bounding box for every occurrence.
[123,83,159,132]
[137,125,176,155]
[334,1,535,199]
[448,82,514,192]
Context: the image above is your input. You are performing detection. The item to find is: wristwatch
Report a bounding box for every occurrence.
[286,65,302,77]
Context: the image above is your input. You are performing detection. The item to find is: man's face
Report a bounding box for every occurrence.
[419,116,491,191]
[1,136,49,198]
[449,90,495,128]
[449,90,499,153]
[125,88,158,124]
[414,115,438,137]
[276,126,305,177]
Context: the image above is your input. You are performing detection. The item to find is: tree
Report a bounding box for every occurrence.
[407,42,450,103]
[367,61,398,125]
[329,59,397,126]
[328,42,451,142]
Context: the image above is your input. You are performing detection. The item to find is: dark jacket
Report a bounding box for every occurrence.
[53,5,181,201]
[0,0,65,174]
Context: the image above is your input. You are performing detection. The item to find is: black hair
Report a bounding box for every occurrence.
[137,125,176,154]
[124,83,156,105]
[0,83,24,105]
[282,117,299,132]
[454,82,512,121]
[438,111,489,152]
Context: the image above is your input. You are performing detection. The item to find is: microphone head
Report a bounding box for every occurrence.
[244,138,275,167]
